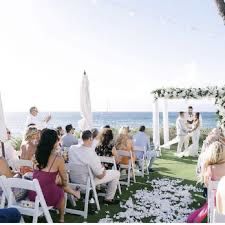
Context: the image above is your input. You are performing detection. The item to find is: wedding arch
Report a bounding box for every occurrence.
[151,86,225,148]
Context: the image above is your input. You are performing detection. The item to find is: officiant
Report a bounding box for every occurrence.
[25,106,51,130]
[185,106,194,148]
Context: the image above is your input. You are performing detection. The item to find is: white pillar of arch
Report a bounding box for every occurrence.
[163,98,170,149]
[153,99,160,147]
[0,92,7,142]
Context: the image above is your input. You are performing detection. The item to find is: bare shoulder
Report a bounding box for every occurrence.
[51,153,64,164]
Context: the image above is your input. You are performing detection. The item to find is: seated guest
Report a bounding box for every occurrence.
[187,141,225,223]
[20,126,39,160]
[133,125,157,172]
[29,129,80,223]
[201,128,224,153]
[0,130,19,166]
[197,128,225,175]
[69,130,120,204]
[104,125,111,129]
[0,157,14,177]
[6,128,12,140]
[56,126,64,149]
[199,141,225,186]
[0,208,21,223]
[115,126,136,165]
[91,128,99,149]
[95,128,120,169]
[56,126,64,137]
[61,124,78,148]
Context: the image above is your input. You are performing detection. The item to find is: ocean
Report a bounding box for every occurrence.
[5,112,217,135]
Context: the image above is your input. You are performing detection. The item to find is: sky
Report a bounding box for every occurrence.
[0,0,225,112]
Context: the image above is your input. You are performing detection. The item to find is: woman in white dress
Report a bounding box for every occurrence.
[178,112,200,157]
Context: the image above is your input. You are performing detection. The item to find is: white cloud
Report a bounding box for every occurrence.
[91,0,97,5]
[128,10,135,17]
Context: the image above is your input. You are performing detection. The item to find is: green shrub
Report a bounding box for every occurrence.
[10,136,22,151]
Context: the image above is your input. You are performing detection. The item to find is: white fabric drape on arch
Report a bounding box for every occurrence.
[0,92,7,141]
[153,99,160,147]
[162,98,170,148]
[78,72,93,131]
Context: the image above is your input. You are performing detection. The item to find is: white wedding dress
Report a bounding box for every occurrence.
[178,120,200,157]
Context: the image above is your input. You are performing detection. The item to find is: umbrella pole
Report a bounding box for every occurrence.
[0,141,5,158]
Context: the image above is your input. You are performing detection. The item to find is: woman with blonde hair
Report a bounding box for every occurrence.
[197,128,225,175]
[199,141,225,186]
[115,126,135,165]
[20,126,39,160]
[20,126,39,174]
[187,140,225,223]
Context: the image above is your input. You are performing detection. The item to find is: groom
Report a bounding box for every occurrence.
[176,112,188,153]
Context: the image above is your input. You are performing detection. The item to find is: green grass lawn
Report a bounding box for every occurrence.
[29,146,206,223]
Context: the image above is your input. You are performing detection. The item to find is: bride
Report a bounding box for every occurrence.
[178,112,201,157]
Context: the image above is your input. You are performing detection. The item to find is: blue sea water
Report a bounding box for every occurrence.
[5,112,217,135]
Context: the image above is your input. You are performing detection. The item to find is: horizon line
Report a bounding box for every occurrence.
[5,110,217,113]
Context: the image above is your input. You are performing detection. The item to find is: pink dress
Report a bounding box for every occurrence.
[28,156,64,208]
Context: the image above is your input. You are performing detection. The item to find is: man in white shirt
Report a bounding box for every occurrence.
[25,106,51,129]
[68,130,120,204]
[133,125,157,172]
[176,112,188,153]
[184,106,194,149]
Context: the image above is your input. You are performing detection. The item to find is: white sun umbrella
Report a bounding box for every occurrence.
[0,92,7,141]
[78,71,93,131]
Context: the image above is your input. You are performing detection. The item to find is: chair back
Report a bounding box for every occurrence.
[117,150,132,158]
[208,179,219,223]
[68,163,90,186]
[12,159,33,172]
[133,146,145,152]
[1,175,53,223]
[99,155,116,164]
[133,146,145,159]
[99,156,118,170]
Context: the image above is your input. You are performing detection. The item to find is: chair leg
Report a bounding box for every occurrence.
[142,160,144,177]
[131,161,136,183]
[84,186,90,219]
[64,193,68,214]
[20,216,25,223]
[93,187,100,211]
[127,164,131,187]
[32,213,38,223]
[117,182,122,195]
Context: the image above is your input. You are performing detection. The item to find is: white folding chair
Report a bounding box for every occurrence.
[208,179,225,223]
[65,163,100,219]
[0,176,7,208]
[10,159,33,172]
[0,175,53,223]
[133,146,149,177]
[117,150,136,187]
[98,156,122,194]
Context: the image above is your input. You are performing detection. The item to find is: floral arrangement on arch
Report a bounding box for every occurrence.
[151,86,225,130]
